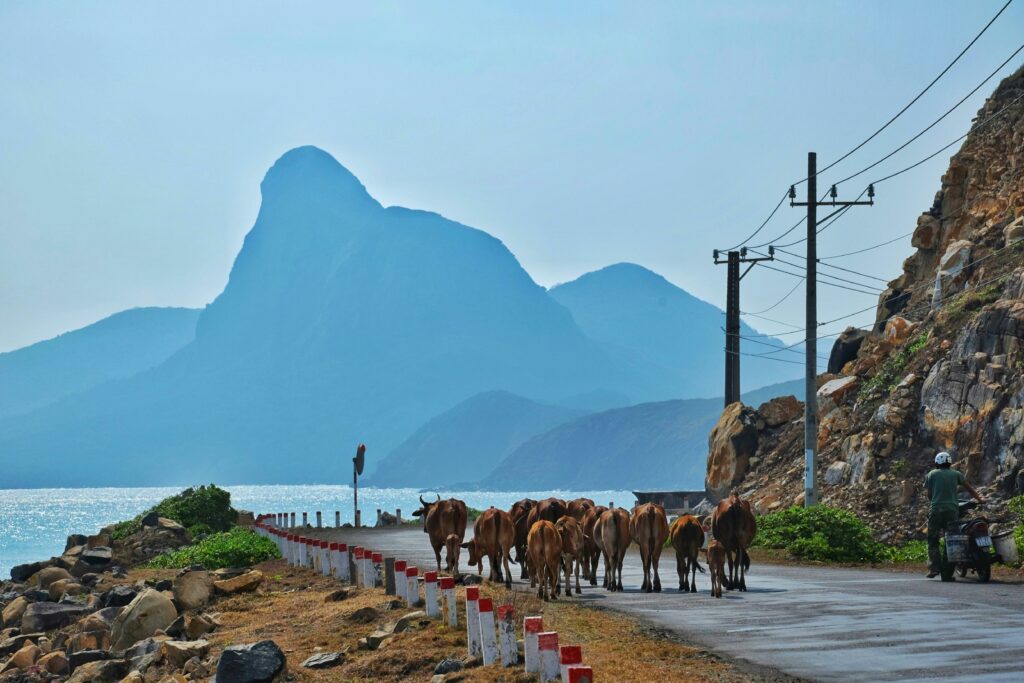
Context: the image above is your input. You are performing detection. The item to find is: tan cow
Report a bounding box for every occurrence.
[554,515,584,596]
[523,498,568,581]
[707,540,727,598]
[669,514,705,593]
[594,507,631,592]
[629,503,669,593]
[509,498,537,579]
[527,520,561,601]
[461,507,515,588]
[711,490,757,591]
[580,504,608,586]
[412,495,468,575]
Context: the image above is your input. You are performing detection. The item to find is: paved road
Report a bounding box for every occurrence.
[304,526,1024,682]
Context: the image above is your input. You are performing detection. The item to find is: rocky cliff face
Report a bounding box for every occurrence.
[706,66,1024,540]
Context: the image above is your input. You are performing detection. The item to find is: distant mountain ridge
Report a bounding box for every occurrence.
[0,147,798,487]
[0,307,198,418]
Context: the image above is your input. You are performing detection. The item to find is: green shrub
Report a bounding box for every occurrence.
[755,505,884,563]
[1009,495,1024,567]
[148,528,280,569]
[112,485,237,540]
[885,540,928,563]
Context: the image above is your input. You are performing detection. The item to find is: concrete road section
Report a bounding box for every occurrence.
[304,525,1024,682]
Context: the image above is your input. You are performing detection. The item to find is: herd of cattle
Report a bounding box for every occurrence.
[411,491,758,601]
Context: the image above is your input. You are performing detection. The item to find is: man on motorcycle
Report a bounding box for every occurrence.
[925,451,984,579]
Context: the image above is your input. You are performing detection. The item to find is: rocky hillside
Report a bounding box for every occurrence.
[706,66,1024,541]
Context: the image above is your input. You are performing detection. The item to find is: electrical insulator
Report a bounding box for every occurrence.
[788,185,797,200]
[713,249,719,260]
[867,184,875,199]
[830,184,838,200]
[740,247,747,257]
[768,246,775,257]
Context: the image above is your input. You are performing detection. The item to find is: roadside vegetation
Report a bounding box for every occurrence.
[754,505,886,563]
[1009,494,1024,567]
[112,484,237,539]
[149,527,280,569]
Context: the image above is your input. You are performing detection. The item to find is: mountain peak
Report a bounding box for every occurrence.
[551,262,679,297]
[260,145,379,211]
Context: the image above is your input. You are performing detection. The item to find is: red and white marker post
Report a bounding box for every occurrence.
[423,571,440,618]
[560,645,582,681]
[523,616,543,673]
[321,541,332,576]
[361,550,375,588]
[371,552,383,588]
[352,547,364,585]
[440,576,457,626]
[538,632,560,682]
[394,560,408,601]
[497,604,517,666]
[567,665,594,683]
[465,586,481,657]
[405,566,420,606]
[478,598,499,665]
[337,544,350,581]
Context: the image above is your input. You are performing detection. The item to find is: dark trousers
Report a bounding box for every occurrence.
[927,507,959,572]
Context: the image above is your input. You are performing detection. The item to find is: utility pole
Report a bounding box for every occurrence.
[713,247,774,407]
[789,152,874,506]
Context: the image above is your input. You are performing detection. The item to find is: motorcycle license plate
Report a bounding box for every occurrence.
[976,535,992,547]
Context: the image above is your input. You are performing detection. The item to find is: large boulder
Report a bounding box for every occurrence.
[109,589,177,650]
[1,597,28,627]
[10,561,49,582]
[33,567,72,589]
[67,658,128,683]
[173,570,213,610]
[214,570,263,595]
[817,376,859,417]
[827,327,868,374]
[215,640,286,683]
[99,585,137,608]
[938,239,973,282]
[20,601,91,632]
[159,639,210,668]
[756,395,802,427]
[705,402,759,499]
[0,642,40,672]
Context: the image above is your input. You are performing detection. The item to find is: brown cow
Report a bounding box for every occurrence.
[527,520,561,601]
[554,515,584,596]
[509,498,537,579]
[711,491,757,591]
[629,503,669,593]
[523,498,568,580]
[580,504,608,585]
[412,495,468,575]
[567,497,595,522]
[594,507,631,592]
[444,533,462,577]
[707,540,727,598]
[461,507,515,588]
[669,515,705,593]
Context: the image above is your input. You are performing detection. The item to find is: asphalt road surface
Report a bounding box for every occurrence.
[305,525,1024,682]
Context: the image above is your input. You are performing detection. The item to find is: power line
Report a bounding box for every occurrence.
[742,311,802,329]
[753,249,884,292]
[833,40,1024,188]
[717,191,789,251]
[724,347,806,367]
[741,277,804,315]
[775,247,890,283]
[796,0,1015,184]
[820,231,914,260]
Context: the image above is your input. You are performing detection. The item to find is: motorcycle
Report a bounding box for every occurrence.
[943,500,1001,582]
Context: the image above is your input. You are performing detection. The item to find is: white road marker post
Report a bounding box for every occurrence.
[423,571,440,618]
[478,598,499,665]
[465,586,481,658]
[394,560,408,602]
[316,511,322,528]
[497,604,517,667]
[321,541,332,576]
[337,543,350,582]
[567,665,594,683]
[362,549,375,588]
[352,547,363,585]
[523,616,543,674]
[406,566,420,606]
[560,645,582,682]
[538,632,560,682]
[440,576,457,626]
[371,552,383,587]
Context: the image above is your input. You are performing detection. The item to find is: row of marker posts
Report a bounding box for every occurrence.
[253,515,593,682]
[265,509,403,530]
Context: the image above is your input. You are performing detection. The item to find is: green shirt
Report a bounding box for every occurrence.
[924,468,965,512]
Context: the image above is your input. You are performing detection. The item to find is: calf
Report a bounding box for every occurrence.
[444,533,461,578]
[461,507,515,589]
[707,540,727,599]
[580,504,608,585]
[630,503,669,593]
[669,514,705,593]
[527,520,562,601]
[594,507,631,592]
[554,515,584,596]
[711,490,757,591]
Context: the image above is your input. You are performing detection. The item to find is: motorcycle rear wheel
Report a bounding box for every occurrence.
[976,556,992,583]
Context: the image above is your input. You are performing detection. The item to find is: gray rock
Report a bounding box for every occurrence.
[80,547,112,567]
[10,562,49,582]
[434,656,464,674]
[21,601,91,632]
[100,585,137,608]
[824,461,852,486]
[68,648,110,669]
[215,640,286,683]
[109,589,177,650]
[301,651,344,669]
[394,610,425,633]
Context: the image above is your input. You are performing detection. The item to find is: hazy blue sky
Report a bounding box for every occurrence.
[1,1,1021,351]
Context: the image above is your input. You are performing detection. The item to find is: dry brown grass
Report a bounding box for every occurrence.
[180,559,756,682]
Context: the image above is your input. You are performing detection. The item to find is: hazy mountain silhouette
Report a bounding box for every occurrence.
[549,263,799,400]
[368,390,587,488]
[0,147,648,487]
[478,379,804,490]
[0,307,198,418]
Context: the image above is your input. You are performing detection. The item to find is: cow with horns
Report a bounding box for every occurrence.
[412,494,468,576]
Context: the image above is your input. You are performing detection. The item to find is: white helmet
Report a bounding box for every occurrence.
[935,452,952,465]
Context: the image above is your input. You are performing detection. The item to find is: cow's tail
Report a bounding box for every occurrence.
[694,558,706,574]
[741,547,750,572]
[497,511,516,564]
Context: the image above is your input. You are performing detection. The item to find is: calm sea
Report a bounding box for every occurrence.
[0,485,635,577]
